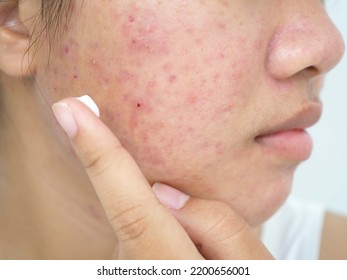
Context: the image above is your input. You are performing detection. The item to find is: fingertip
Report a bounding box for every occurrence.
[152,183,190,210]
[75,95,100,117]
[52,102,78,138]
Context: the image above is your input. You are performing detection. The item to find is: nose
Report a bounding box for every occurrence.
[266,2,345,80]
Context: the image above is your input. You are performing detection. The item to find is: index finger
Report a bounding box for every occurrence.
[52,96,201,259]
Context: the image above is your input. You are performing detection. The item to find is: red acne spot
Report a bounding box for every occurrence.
[213,74,220,83]
[140,131,149,143]
[187,93,198,105]
[87,205,102,221]
[116,70,137,83]
[219,52,226,59]
[168,75,177,83]
[147,80,156,88]
[187,126,195,133]
[104,77,110,85]
[70,2,76,13]
[122,8,170,55]
[136,103,141,108]
[186,27,194,35]
[219,0,230,7]
[217,23,226,30]
[220,103,234,113]
[195,38,203,45]
[142,145,166,166]
[215,142,225,155]
[63,45,70,55]
[253,40,262,51]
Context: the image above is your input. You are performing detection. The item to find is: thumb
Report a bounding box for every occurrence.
[153,183,273,260]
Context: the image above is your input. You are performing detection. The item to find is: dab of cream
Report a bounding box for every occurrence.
[75,95,100,118]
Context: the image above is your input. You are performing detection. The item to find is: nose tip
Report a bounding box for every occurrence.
[316,23,345,74]
[266,11,345,80]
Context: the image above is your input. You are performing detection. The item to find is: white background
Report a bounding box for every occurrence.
[292,1,347,215]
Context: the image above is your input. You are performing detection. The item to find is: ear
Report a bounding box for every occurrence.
[0,1,35,77]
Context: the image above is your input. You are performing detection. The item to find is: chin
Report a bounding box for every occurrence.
[143,154,296,227]
[236,171,295,227]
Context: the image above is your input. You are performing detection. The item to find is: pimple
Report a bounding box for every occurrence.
[253,40,263,51]
[116,70,138,83]
[151,121,166,131]
[195,38,203,45]
[140,130,149,143]
[168,75,177,83]
[186,27,195,35]
[86,205,102,221]
[219,51,226,59]
[218,0,230,7]
[187,126,195,133]
[215,142,225,155]
[121,9,170,55]
[217,23,226,30]
[128,15,135,23]
[63,45,70,55]
[70,2,76,13]
[103,77,110,85]
[141,145,166,166]
[213,74,220,83]
[147,80,156,88]
[187,93,199,105]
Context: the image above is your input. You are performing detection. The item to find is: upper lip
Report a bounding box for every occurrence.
[256,102,323,138]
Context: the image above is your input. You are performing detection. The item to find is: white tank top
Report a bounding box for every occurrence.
[261,196,325,260]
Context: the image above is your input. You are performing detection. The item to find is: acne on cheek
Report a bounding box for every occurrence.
[48,38,81,88]
[53,5,254,166]
[120,6,171,55]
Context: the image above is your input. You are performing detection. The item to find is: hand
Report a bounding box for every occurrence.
[52,96,273,260]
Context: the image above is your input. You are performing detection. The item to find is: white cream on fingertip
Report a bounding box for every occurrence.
[75,95,100,118]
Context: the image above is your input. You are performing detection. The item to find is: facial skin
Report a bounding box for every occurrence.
[21,0,344,226]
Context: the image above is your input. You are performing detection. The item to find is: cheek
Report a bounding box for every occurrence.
[45,2,258,171]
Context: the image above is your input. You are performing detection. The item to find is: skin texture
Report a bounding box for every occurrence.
[0,0,345,259]
[23,0,343,226]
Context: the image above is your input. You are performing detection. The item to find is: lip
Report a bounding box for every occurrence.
[255,102,322,162]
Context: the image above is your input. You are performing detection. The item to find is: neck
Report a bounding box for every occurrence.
[0,75,116,259]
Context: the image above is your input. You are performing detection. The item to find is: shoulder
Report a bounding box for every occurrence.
[320,211,347,259]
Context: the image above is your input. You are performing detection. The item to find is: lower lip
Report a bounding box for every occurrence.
[255,129,313,162]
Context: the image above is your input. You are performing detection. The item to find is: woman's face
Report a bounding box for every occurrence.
[25,0,344,226]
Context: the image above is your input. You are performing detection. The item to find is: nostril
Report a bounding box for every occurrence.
[301,65,320,79]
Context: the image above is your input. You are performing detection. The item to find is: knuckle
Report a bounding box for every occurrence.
[82,144,119,179]
[202,201,246,243]
[110,203,151,243]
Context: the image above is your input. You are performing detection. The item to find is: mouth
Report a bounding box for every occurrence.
[255,102,323,162]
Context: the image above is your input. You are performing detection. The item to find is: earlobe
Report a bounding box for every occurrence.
[0,2,35,77]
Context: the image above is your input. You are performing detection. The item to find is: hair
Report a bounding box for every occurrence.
[0,0,72,117]
[40,0,72,44]
[0,1,72,40]
[0,0,72,68]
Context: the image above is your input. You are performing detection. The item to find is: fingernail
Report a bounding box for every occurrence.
[75,95,100,117]
[52,102,77,138]
[152,183,190,210]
